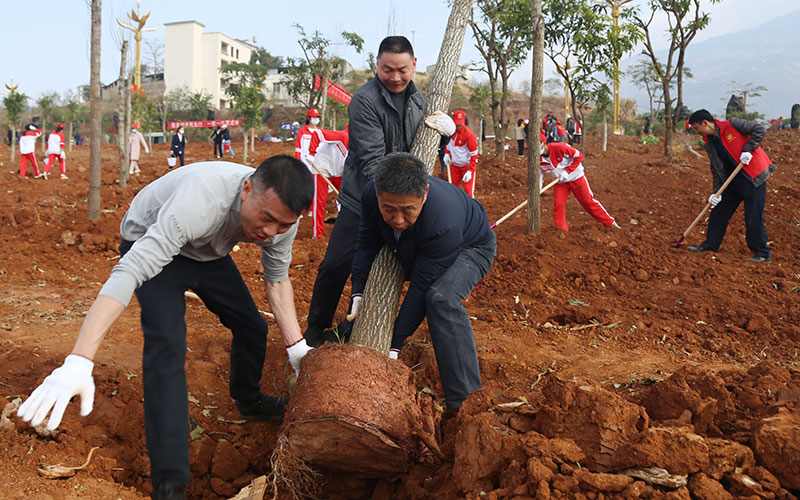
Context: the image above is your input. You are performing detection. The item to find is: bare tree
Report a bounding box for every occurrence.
[349,0,472,351]
[88,0,102,221]
[634,0,720,157]
[470,0,533,160]
[527,0,545,235]
[118,40,130,187]
[144,37,164,74]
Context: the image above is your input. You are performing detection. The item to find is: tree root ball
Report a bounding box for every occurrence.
[282,344,438,478]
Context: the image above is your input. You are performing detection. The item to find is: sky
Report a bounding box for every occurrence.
[1,0,798,105]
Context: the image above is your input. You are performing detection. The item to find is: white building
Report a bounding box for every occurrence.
[164,20,257,109]
[425,63,473,86]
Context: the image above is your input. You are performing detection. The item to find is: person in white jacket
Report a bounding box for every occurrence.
[43,123,67,179]
[19,124,43,179]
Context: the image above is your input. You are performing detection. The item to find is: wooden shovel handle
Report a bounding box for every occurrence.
[681,162,744,239]
[310,160,339,195]
[491,177,560,229]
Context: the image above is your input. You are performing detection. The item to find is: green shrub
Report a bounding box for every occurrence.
[640,134,660,144]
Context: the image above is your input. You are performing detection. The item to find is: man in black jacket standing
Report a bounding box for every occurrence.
[303,36,427,344]
[347,152,496,412]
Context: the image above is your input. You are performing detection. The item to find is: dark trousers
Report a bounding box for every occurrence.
[214,142,222,156]
[306,206,360,329]
[177,153,185,166]
[120,240,268,488]
[425,235,496,409]
[700,174,770,258]
[517,139,525,156]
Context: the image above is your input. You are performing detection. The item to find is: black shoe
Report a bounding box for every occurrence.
[152,479,186,500]
[744,256,771,263]
[303,325,325,348]
[687,246,709,253]
[236,393,288,422]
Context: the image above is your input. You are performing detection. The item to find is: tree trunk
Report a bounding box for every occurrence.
[41,119,46,154]
[11,129,16,163]
[118,40,129,187]
[526,0,544,235]
[603,112,608,152]
[252,128,256,157]
[125,78,131,161]
[243,128,248,163]
[88,0,102,221]
[349,0,472,352]
[68,122,73,152]
[320,76,328,128]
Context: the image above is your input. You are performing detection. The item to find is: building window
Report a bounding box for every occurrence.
[236,49,239,59]
[220,99,227,109]
[273,83,281,94]
[221,41,229,55]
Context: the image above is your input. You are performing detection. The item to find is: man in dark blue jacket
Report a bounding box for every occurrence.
[348,152,496,412]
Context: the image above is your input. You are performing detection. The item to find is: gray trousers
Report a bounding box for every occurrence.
[425,235,496,409]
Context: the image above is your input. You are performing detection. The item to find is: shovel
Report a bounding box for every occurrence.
[490,177,560,229]
[310,160,339,195]
[671,162,744,248]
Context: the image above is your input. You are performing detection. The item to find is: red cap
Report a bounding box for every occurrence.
[132,124,138,129]
[452,110,466,125]
[57,123,64,128]
[306,108,321,118]
[539,132,546,143]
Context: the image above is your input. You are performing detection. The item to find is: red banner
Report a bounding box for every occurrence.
[167,119,242,130]
[313,75,352,106]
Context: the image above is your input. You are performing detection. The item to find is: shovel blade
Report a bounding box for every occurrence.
[671,235,685,248]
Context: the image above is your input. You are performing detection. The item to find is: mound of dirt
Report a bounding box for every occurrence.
[0,130,798,499]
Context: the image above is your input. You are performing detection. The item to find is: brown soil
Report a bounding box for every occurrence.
[0,131,798,500]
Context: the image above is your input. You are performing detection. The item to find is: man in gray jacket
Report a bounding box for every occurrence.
[304,36,426,344]
[18,156,314,500]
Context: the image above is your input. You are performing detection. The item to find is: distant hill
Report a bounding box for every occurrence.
[621,9,800,120]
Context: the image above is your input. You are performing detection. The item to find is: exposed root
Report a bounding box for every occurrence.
[38,446,100,478]
[266,433,322,500]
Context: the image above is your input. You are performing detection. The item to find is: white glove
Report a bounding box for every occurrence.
[462,170,472,183]
[740,152,752,165]
[708,193,722,208]
[443,154,450,166]
[60,152,65,159]
[345,295,362,322]
[17,354,95,430]
[424,111,456,137]
[559,170,570,183]
[286,338,312,376]
[388,349,399,360]
[145,148,150,154]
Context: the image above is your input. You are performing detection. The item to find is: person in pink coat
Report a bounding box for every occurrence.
[129,125,150,175]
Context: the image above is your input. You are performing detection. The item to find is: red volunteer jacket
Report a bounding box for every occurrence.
[539,142,584,183]
[706,119,771,180]
[444,125,478,169]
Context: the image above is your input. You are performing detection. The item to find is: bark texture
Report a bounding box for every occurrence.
[527,0,545,235]
[88,0,102,220]
[117,40,129,187]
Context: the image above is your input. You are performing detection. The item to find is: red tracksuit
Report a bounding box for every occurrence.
[444,125,479,197]
[307,128,348,238]
[540,142,615,231]
[19,129,42,178]
[44,131,66,175]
